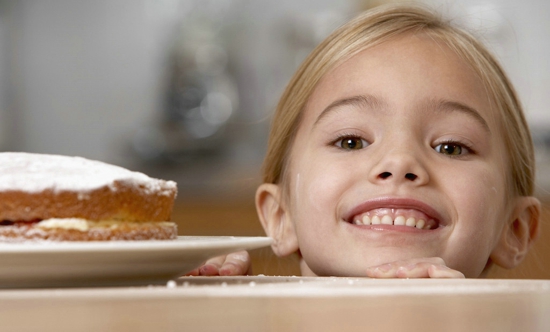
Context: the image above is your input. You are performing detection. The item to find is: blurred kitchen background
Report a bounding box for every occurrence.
[0,0,549,278]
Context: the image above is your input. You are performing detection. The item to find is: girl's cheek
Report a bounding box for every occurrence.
[451,166,508,251]
[293,162,342,217]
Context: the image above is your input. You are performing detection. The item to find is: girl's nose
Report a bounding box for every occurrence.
[369,149,429,186]
[378,171,419,181]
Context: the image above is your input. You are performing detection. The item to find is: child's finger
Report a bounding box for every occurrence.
[365,257,440,277]
[428,264,465,278]
[365,257,463,278]
[198,255,227,276]
[185,268,200,276]
[365,263,399,278]
[395,262,464,278]
[395,262,440,278]
[219,251,252,276]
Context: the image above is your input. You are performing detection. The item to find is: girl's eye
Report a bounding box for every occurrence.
[335,136,368,150]
[434,142,464,156]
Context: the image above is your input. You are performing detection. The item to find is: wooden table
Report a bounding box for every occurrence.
[2,277,550,331]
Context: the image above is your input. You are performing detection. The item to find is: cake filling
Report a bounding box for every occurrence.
[0,218,174,232]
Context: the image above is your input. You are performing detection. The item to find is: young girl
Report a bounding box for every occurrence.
[194,4,541,278]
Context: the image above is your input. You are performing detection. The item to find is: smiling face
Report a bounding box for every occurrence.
[278,34,515,278]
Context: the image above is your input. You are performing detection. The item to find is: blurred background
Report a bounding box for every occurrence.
[0,0,549,278]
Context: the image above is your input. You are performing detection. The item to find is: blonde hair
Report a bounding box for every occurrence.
[262,4,535,196]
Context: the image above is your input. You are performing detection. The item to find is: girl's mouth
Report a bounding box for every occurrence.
[343,198,445,231]
[348,208,439,230]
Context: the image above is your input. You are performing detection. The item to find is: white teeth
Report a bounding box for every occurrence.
[381,215,393,225]
[362,215,371,225]
[351,214,434,230]
[394,216,406,225]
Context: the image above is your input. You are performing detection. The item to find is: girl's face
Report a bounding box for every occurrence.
[283,34,514,277]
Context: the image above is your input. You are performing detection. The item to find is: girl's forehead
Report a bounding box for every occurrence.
[303,33,497,127]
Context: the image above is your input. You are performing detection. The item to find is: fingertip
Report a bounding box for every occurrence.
[395,266,409,278]
[428,264,465,278]
[218,267,234,276]
[199,264,220,276]
[365,266,381,277]
[219,262,243,276]
[365,267,376,278]
[185,268,200,276]
[366,265,395,278]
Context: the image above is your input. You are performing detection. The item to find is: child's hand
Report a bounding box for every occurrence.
[186,251,252,276]
[365,257,465,278]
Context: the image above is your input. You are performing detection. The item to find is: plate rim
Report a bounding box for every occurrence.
[0,236,273,253]
[0,236,273,288]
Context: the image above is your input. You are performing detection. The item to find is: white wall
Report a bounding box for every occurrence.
[6,1,182,163]
[2,0,353,167]
[419,0,550,128]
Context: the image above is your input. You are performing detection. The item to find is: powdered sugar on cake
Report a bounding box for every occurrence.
[0,152,176,195]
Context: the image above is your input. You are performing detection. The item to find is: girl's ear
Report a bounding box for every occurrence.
[490,196,541,269]
[255,183,299,257]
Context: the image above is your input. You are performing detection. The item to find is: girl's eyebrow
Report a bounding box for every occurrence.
[427,99,491,134]
[314,94,385,126]
[313,95,491,133]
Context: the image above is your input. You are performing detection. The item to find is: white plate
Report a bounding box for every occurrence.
[0,236,272,288]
